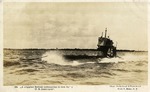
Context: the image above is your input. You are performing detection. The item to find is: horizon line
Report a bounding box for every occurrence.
[3,48,148,52]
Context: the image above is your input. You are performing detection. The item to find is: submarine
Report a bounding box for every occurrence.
[19,28,117,61]
[63,28,117,59]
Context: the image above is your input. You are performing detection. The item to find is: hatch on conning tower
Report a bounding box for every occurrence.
[97,28,116,57]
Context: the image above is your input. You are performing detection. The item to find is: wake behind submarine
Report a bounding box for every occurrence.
[63,28,117,59]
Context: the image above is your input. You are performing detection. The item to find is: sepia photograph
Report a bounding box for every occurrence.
[3,2,148,86]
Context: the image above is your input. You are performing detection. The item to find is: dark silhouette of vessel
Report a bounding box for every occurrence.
[97,28,116,57]
[64,28,117,59]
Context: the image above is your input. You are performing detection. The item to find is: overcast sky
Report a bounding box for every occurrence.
[4,2,148,50]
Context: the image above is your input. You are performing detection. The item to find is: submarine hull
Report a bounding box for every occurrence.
[57,50,105,60]
[63,55,103,60]
[61,47,116,60]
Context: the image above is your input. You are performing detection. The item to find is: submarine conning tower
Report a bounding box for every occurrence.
[97,28,116,57]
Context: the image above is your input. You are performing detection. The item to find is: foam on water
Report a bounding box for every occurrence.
[42,51,148,65]
[42,52,84,66]
[97,52,147,63]
[98,57,122,63]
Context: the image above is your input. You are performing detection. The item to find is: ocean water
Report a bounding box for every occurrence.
[3,49,148,85]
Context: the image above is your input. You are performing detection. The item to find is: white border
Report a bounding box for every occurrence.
[0,0,149,92]
[0,0,3,89]
[3,0,149,2]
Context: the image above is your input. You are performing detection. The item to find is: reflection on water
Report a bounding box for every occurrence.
[4,49,148,85]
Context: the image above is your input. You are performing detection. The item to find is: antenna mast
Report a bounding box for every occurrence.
[105,28,107,38]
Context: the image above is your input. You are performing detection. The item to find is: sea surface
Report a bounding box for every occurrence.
[3,49,148,85]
